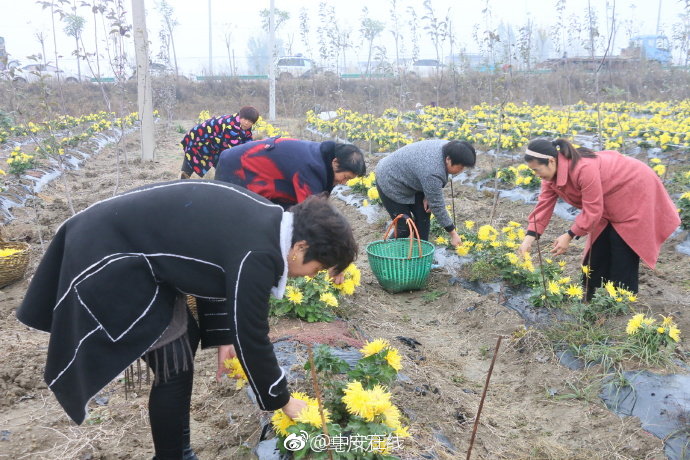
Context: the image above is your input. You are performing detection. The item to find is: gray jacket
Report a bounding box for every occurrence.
[375,139,455,230]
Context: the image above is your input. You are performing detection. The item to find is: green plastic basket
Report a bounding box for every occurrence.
[366,214,435,293]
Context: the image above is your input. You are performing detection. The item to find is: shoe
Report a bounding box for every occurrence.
[180,171,191,180]
[182,447,199,460]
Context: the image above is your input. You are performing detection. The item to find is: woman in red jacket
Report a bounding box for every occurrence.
[518,138,680,300]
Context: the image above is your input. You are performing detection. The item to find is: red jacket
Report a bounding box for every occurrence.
[528,151,680,268]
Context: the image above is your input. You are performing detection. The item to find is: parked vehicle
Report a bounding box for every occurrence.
[276,56,318,79]
[408,59,444,78]
[11,64,84,83]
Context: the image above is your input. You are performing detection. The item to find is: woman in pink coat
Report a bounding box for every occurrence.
[518,138,680,300]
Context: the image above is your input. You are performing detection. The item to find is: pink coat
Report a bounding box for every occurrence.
[527,151,680,268]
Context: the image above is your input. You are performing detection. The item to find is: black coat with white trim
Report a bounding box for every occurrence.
[16,180,291,424]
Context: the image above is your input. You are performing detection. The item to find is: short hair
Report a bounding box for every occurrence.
[238,106,260,124]
[333,143,366,177]
[443,140,476,167]
[291,196,357,273]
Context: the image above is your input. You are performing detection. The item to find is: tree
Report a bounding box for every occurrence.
[158,0,179,78]
[63,14,86,80]
[260,8,289,32]
[360,8,385,75]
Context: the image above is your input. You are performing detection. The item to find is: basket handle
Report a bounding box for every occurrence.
[382,214,424,259]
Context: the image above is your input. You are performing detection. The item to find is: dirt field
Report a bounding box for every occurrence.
[0,118,688,460]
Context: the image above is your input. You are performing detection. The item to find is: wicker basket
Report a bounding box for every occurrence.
[367,214,435,293]
[0,241,30,289]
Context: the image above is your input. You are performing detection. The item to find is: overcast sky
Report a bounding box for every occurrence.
[0,0,686,75]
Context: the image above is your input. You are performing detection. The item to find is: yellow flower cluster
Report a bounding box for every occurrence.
[223,357,248,390]
[332,263,361,295]
[307,100,690,157]
[626,313,681,342]
[360,339,402,371]
[496,164,540,188]
[650,158,667,177]
[602,281,637,303]
[271,391,332,436]
[341,381,410,437]
[253,117,291,138]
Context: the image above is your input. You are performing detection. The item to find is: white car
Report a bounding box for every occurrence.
[11,64,83,83]
[408,59,444,78]
[276,56,318,79]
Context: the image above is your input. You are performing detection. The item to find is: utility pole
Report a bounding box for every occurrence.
[656,0,662,36]
[209,0,213,76]
[269,0,276,121]
[132,0,155,161]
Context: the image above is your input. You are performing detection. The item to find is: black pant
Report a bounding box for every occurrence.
[583,223,640,300]
[143,314,200,460]
[377,185,431,241]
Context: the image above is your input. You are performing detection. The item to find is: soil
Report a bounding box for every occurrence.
[0,119,688,460]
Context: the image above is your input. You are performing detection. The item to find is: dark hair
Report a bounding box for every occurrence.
[443,140,476,167]
[524,138,596,169]
[238,106,260,124]
[333,143,366,176]
[291,196,357,273]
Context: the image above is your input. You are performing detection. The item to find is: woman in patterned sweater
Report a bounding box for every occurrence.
[180,106,260,179]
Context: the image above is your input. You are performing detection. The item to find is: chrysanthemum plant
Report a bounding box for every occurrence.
[624,313,681,364]
[346,173,382,206]
[272,339,409,459]
[270,264,361,322]
[494,164,541,190]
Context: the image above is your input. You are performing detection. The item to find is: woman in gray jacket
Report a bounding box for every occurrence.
[375,140,476,246]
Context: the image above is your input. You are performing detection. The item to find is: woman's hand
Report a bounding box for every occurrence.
[328,267,345,285]
[551,233,573,256]
[281,397,308,419]
[518,235,537,255]
[449,230,462,247]
[423,198,430,213]
[216,344,237,382]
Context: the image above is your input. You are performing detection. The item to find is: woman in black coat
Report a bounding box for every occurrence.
[16,181,357,460]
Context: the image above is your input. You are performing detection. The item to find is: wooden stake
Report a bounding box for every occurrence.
[307,344,333,460]
[466,335,502,460]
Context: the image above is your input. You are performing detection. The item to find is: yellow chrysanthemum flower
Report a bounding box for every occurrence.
[342,381,393,421]
[224,357,248,389]
[320,292,338,308]
[626,313,645,335]
[294,403,330,428]
[477,224,498,241]
[657,327,666,334]
[547,280,561,295]
[464,220,475,230]
[344,263,362,286]
[435,236,449,245]
[669,327,681,342]
[581,265,591,277]
[456,244,470,256]
[335,278,356,295]
[367,187,380,200]
[271,410,296,436]
[360,339,390,357]
[565,284,583,298]
[604,281,617,298]
[286,286,303,304]
[384,348,402,371]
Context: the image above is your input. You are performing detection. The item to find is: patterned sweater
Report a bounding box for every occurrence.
[181,113,253,177]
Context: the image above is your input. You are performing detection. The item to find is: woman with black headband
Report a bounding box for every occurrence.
[518,138,679,300]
